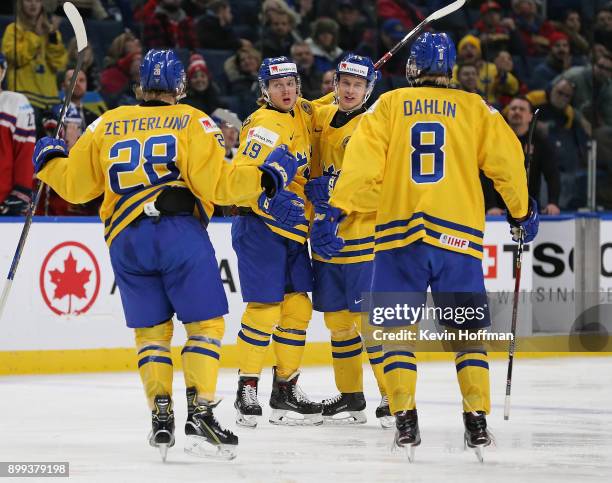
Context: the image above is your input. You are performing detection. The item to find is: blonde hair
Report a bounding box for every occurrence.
[104,31,138,67]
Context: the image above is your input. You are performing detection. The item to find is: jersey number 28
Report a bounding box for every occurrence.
[410,122,445,184]
[108,135,180,194]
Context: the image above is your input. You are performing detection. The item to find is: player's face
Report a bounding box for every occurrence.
[267,76,298,112]
[337,74,367,112]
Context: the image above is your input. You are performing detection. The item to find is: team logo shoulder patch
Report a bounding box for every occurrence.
[247,126,280,147]
[199,116,221,133]
[481,99,498,114]
[301,101,312,115]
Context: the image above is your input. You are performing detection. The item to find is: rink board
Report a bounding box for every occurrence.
[0,215,611,374]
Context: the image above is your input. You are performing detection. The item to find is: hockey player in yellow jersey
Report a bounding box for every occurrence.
[33,50,301,461]
[311,33,539,461]
[231,56,324,427]
[305,54,392,427]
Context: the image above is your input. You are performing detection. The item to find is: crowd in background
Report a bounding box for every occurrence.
[0,0,611,217]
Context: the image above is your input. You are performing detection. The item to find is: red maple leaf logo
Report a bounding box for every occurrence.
[48,252,91,314]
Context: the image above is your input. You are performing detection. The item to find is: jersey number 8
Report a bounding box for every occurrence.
[108,135,180,194]
[410,122,445,184]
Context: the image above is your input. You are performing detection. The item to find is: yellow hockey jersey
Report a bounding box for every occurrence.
[330,87,528,260]
[234,98,314,243]
[37,103,266,246]
[311,103,377,264]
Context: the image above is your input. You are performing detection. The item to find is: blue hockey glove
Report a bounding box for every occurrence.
[310,203,345,259]
[258,190,306,227]
[259,144,298,196]
[304,175,337,205]
[33,137,67,174]
[508,197,539,243]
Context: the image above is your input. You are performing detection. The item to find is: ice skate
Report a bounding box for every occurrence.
[391,409,421,462]
[269,368,323,426]
[184,387,238,460]
[375,395,394,429]
[234,375,262,428]
[321,392,367,424]
[463,411,491,463]
[148,395,175,462]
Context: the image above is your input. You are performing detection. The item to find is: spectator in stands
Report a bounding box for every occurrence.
[211,108,241,161]
[197,0,245,51]
[181,54,225,114]
[0,53,35,217]
[509,96,561,214]
[291,41,322,99]
[1,0,68,111]
[526,78,588,209]
[306,18,344,74]
[335,0,368,52]
[44,69,101,138]
[67,37,100,92]
[259,5,301,58]
[453,34,519,107]
[559,48,612,127]
[223,46,261,116]
[455,63,482,95]
[320,69,335,95]
[66,0,109,19]
[377,0,424,31]
[511,0,556,56]
[529,32,572,90]
[38,69,103,216]
[472,1,524,59]
[100,31,142,109]
[552,9,590,56]
[594,4,612,50]
[143,0,198,49]
[377,19,409,77]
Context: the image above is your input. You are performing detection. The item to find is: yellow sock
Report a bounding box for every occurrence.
[325,310,363,393]
[455,351,491,413]
[236,302,279,375]
[273,293,312,379]
[134,320,174,409]
[383,349,417,414]
[365,343,387,396]
[182,317,225,402]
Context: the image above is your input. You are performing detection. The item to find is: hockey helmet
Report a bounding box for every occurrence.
[406,32,456,81]
[140,49,186,98]
[334,53,379,108]
[258,56,301,105]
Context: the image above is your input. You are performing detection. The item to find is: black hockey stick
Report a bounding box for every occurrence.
[0,2,88,322]
[504,108,540,420]
[373,0,466,70]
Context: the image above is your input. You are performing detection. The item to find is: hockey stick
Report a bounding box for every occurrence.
[0,2,87,322]
[504,108,540,421]
[374,0,466,70]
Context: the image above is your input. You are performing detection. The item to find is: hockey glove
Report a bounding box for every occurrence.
[33,137,68,174]
[304,175,337,205]
[259,144,298,197]
[310,203,345,259]
[0,186,31,216]
[508,197,539,244]
[258,190,306,227]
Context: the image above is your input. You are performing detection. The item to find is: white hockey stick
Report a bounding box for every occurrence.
[0,2,88,322]
[374,0,466,69]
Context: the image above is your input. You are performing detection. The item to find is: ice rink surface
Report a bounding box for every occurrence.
[1,357,610,483]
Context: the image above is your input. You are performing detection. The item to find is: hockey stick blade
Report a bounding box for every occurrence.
[0,3,87,323]
[374,0,466,69]
[63,2,87,52]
